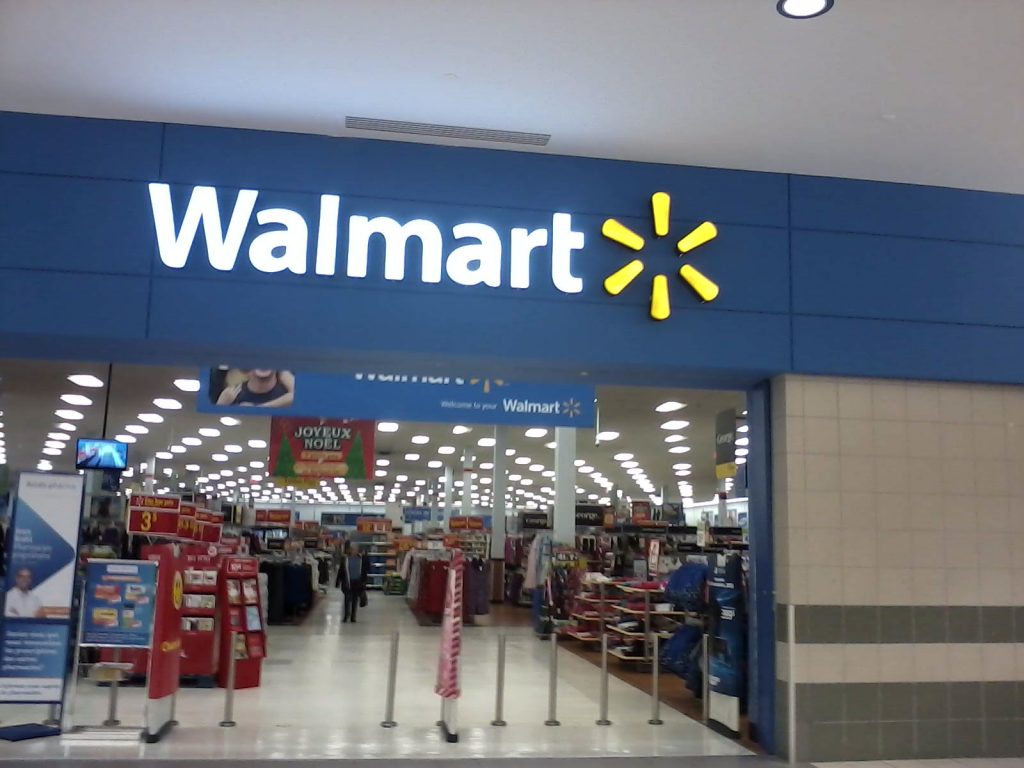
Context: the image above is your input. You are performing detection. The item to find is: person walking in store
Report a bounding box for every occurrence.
[339,543,367,624]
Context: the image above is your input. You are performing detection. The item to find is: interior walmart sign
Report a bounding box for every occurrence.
[148,184,584,293]
[198,370,596,428]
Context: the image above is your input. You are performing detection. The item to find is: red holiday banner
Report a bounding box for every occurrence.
[269,418,374,480]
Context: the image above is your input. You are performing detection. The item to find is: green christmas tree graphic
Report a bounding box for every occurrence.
[346,432,366,479]
[275,433,297,478]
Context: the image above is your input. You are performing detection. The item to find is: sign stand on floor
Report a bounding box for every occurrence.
[435,550,464,743]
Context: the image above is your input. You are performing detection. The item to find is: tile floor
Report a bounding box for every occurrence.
[0,592,752,761]
[815,761,1024,768]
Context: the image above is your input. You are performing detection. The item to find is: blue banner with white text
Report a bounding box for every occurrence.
[0,472,85,703]
[199,369,595,427]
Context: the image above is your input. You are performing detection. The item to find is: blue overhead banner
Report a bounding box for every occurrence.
[199,369,596,428]
[0,472,85,703]
[403,507,432,523]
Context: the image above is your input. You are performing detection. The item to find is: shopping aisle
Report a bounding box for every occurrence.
[0,592,751,761]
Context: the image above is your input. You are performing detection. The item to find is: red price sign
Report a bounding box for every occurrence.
[356,517,389,533]
[128,507,179,537]
[176,504,200,541]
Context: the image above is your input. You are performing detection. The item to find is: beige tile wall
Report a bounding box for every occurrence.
[773,375,1024,609]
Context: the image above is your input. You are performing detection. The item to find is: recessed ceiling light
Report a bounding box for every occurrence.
[452,425,472,435]
[199,428,221,437]
[43,440,65,449]
[125,424,148,435]
[220,417,241,426]
[404,453,420,461]
[514,457,531,466]
[55,409,84,420]
[478,437,496,447]
[737,457,748,465]
[655,401,685,413]
[621,460,639,469]
[544,441,556,449]
[669,446,691,454]
[529,463,544,472]
[47,432,71,441]
[524,428,548,439]
[138,413,164,424]
[56,422,77,431]
[42,447,62,456]
[672,463,692,470]
[411,435,430,445]
[375,459,390,467]
[596,431,619,441]
[573,459,585,467]
[224,445,243,454]
[115,434,136,444]
[578,465,595,474]
[665,434,686,443]
[61,393,93,407]
[378,422,400,433]
[776,0,834,20]
[613,453,633,461]
[185,464,200,471]
[427,460,443,469]
[248,439,267,449]
[174,378,201,392]
[676,469,692,477]
[170,446,186,454]
[250,460,265,468]
[479,462,494,470]
[182,437,202,446]
[212,453,228,462]
[660,420,690,430]
[736,437,750,447]
[438,446,456,455]
[374,470,388,478]
[155,451,173,460]
[736,448,750,457]
[67,374,104,388]
[154,398,182,410]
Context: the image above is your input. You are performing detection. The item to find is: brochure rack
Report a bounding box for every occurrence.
[179,543,221,682]
[217,555,267,689]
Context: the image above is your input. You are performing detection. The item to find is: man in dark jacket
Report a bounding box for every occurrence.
[339,544,366,623]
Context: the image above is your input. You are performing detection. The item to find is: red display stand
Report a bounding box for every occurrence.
[217,555,267,689]
[179,543,221,681]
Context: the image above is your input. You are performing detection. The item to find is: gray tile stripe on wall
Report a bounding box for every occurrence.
[792,681,1024,760]
[777,604,1024,644]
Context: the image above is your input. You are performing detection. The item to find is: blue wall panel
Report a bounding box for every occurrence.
[792,230,1024,327]
[0,112,1022,388]
[0,174,155,275]
[791,175,1024,246]
[160,124,790,227]
[793,315,1024,384]
[0,111,162,180]
[0,271,149,339]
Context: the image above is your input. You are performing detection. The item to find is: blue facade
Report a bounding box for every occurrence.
[2,111,1022,387]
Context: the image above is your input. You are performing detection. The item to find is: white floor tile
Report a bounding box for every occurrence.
[0,592,752,760]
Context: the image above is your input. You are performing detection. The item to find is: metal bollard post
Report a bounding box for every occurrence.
[491,634,507,726]
[380,630,399,728]
[43,703,60,726]
[103,649,121,726]
[596,632,611,725]
[544,631,560,726]
[648,633,664,725]
[220,632,238,727]
[702,633,710,723]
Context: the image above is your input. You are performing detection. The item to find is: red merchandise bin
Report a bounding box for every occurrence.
[179,544,222,680]
[217,556,267,690]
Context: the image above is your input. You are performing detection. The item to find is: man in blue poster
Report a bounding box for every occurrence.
[4,568,44,619]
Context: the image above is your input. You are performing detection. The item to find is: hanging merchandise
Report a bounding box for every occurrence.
[706,552,746,737]
[436,549,464,743]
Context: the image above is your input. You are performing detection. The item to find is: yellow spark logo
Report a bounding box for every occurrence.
[602,192,719,321]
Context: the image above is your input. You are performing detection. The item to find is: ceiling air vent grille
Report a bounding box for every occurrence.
[345,117,550,147]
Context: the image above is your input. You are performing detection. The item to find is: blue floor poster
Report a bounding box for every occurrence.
[0,473,85,703]
[707,552,746,736]
[81,561,158,648]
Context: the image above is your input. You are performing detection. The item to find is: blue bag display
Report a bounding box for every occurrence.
[665,561,708,612]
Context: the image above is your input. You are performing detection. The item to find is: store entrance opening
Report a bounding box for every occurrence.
[0,360,769,762]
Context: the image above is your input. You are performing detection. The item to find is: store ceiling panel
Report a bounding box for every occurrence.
[0,360,747,509]
[0,1,1021,194]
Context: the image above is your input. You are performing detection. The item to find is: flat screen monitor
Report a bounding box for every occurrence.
[75,439,128,471]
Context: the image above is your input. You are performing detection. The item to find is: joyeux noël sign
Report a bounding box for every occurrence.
[148,184,585,293]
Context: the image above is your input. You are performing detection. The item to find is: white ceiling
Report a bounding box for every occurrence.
[1,1,1022,193]
[0,360,747,509]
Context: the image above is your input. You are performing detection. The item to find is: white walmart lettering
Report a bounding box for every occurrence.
[502,398,561,415]
[148,184,584,293]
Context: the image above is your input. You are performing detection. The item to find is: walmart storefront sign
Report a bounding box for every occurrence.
[149,184,585,293]
[199,371,596,428]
